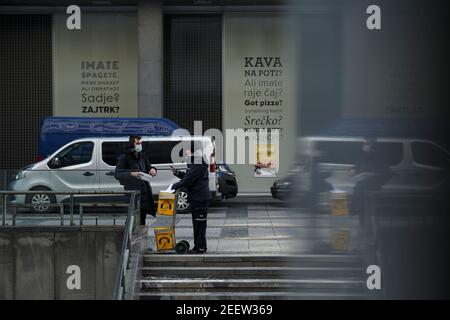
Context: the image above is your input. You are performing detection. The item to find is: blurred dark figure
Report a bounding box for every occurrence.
[349,137,391,224]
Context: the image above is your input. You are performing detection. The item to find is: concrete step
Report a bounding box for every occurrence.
[139,279,366,293]
[143,254,364,268]
[137,291,369,300]
[138,254,368,300]
[140,266,365,279]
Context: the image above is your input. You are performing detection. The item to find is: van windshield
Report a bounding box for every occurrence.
[144,141,182,164]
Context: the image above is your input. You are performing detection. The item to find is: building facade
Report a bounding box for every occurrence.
[1,0,446,192]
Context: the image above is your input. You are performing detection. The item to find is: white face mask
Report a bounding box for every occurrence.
[362,144,371,153]
[134,144,142,153]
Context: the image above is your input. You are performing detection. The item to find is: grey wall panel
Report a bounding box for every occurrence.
[0,227,123,300]
[0,233,14,300]
[54,231,97,299]
[14,233,55,299]
[0,14,53,170]
[164,14,222,133]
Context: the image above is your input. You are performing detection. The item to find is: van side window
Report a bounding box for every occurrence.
[374,142,403,166]
[316,141,403,167]
[102,142,128,166]
[412,142,450,169]
[316,141,362,165]
[143,141,183,164]
[50,142,94,168]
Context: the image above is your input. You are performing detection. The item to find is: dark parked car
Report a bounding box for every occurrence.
[216,162,238,199]
[271,171,295,201]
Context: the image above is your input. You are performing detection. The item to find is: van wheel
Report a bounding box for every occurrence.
[176,189,191,214]
[26,187,57,214]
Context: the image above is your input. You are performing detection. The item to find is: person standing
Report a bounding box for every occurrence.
[171,149,211,254]
[115,135,157,225]
[349,137,391,224]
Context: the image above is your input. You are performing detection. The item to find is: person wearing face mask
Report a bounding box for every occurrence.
[349,137,391,224]
[171,148,211,254]
[115,135,157,226]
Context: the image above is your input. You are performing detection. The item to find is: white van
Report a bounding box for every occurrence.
[297,136,450,194]
[272,136,450,208]
[9,135,220,213]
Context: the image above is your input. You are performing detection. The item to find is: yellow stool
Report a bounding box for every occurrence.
[157,192,176,216]
[330,228,350,251]
[330,191,349,216]
[154,226,175,252]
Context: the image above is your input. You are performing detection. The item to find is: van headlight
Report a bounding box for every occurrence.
[15,171,26,180]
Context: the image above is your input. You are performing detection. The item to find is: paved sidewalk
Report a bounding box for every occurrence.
[146,196,363,254]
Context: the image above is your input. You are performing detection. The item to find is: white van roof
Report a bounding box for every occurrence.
[69,135,212,143]
[300,136,429,143]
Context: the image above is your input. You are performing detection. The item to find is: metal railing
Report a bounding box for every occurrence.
[114,191,140,300]
[0,190,138,227]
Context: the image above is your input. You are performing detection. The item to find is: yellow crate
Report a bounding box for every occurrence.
[330,191,349,216]
[330,228,350,251]
[157,192,176,216]
[154,226,175,252]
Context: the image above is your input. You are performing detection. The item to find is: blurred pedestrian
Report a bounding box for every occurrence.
[349,137,391,224]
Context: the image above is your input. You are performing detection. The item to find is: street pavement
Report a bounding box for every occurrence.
[146,196,363,255]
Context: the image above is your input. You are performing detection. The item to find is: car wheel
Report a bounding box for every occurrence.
[26,187,57,214]
[176,189,191,214]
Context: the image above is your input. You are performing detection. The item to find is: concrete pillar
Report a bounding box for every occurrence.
[340,0,369,118]
[138,0,164,118]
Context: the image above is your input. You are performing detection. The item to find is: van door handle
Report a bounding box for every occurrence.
[83,171,94,176]
[105,171,115,176]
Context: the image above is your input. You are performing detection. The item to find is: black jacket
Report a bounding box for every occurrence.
[114,147,157,193]
[173,162,211,203]
[354,145,391,175]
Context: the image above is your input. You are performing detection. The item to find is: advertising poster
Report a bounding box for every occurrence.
[223,13,297,192]
[53,14,138,117]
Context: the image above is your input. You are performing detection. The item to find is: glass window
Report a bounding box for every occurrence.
[49,142,94,168]
[144,141,184,164]
[412,142,450,169]
[316,141,403,167]
[374,142,403,166]
[316,141,363,165]
[102,142,128,166]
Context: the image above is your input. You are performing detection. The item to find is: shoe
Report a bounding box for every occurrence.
[188,248,199,254]
[188,248,206,254]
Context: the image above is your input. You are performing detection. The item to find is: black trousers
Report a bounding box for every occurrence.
[139,186,156,225]
[351,173,390,225]
[191,200,209,251]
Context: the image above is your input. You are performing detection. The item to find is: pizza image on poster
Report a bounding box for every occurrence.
[254,143,279,178]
